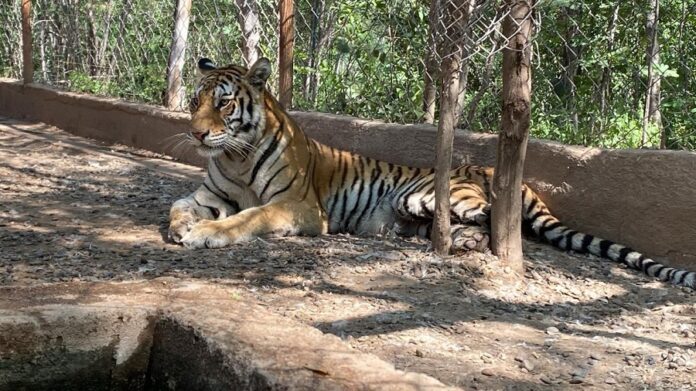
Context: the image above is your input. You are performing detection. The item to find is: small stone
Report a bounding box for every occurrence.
[480,353,493,364]
[415,349,424,358]
[605,377,617,385]
[481,368,494,376]
[546,326,560,335]
[522,360,535,372]
[570,368,588,378]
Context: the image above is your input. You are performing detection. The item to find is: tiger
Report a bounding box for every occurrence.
[168,57,695,289]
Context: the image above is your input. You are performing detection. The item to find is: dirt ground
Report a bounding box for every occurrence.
[1,117,695,390]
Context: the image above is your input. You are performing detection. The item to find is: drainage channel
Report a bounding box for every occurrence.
[0,280,455,391]
[1,308,271,390]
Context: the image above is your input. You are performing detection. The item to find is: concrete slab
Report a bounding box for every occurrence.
[0,280,457,390]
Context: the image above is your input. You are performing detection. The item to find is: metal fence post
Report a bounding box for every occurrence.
[278,0,294,108]
[21,0,33,84]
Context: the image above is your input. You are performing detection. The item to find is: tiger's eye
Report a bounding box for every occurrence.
[219,98,233,109]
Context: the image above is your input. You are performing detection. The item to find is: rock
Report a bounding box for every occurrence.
[481,368,494,376]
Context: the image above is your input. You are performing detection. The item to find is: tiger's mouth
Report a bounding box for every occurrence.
[189,132,255,159]
[187,134,225,157]
[194,143,224,157]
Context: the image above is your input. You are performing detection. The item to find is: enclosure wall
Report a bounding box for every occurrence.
[1,79,694,269]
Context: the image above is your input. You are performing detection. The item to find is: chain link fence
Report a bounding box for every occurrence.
[0,0,694,150]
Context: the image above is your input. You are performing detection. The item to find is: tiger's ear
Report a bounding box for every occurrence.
[197,58,216,75]
[246,57,272,89]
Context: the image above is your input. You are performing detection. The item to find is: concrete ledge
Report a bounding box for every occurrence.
[0,280,454,390]
[1,79,695,268]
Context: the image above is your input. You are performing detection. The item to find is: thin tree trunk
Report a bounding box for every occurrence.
[86,5,98,76]
[305,1,334,105]
[454,0,478,126]
[21,0,33,84]
[642,0,662,148]
[677,0,687,93]
[422,0,439,124]
[465,21,502,129]
[304,0,323,101]
[39,21,48,81]
[302,0,316,99]
[490,0,533,273]
[278,0,294,108]
[595,2,620,138]
[165,0,192,110]
[95,0,114,78]
[432,0,466,255]
[561,6,580,139]
[235,0,261,66]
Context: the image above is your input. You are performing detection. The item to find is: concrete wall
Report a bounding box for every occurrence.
[1,79,695,269]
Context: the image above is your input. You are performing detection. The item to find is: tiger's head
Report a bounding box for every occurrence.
[186,57,271,157]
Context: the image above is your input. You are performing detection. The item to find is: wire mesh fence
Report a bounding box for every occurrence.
[0,0,694,150]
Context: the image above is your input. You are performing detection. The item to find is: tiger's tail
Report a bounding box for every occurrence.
[521,186,695,288]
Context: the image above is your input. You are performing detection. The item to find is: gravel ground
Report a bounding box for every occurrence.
[1,117,695,390]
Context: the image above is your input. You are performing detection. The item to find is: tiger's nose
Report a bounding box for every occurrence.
[191,130,209,141]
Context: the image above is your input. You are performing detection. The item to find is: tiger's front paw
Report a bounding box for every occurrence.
[168,219,195,244]
[180,221,232,249]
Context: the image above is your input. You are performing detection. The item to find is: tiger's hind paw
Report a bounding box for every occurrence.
[451,225,490,253]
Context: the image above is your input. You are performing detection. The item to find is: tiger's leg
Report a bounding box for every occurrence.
[168,185,241,243]
[180,200,327,249]
[392,176,490,226]
[395,221,490,253]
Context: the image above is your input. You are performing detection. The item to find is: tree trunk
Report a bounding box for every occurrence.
[490,0,533,273]
[432,0,466,255]
[642,0,662,148]
[422,0,439,124]
[21,0,33,84]
[278,0,294,108]
[165,0,192,110]
[235,0,261,66]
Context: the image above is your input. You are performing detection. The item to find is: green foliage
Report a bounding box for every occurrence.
[67,71,112,95]
[292,0,429,123]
